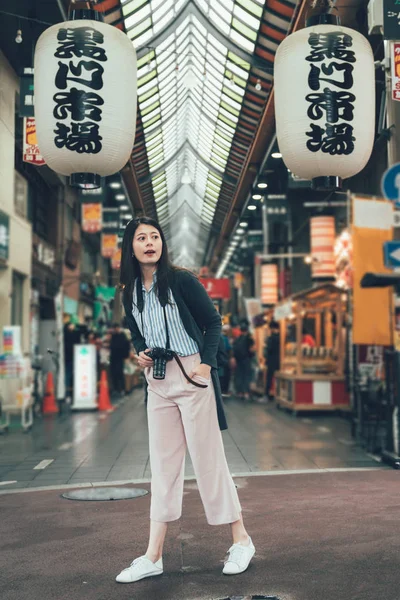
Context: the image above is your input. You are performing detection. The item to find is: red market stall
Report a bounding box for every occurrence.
[274,284,350,414]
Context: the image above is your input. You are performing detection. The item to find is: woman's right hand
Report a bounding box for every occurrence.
[138,349,154,368]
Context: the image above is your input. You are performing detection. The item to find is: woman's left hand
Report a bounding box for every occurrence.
[189,362,211,381]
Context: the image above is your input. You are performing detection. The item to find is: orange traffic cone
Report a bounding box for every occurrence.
[42,372,59,414]
[98,370,114,412]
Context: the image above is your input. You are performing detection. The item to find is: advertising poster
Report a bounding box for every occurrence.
[391,42,400,101]
[23,117,45,166]
[101,233,118,258]
[82,203,102,233]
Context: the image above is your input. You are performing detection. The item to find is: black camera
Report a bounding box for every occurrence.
[145,348,174,380]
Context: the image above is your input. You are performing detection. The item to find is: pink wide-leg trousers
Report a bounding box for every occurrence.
[145,353,241,525]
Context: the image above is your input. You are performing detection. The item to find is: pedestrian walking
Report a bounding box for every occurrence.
[219,324,233,396]
[116,217,255,584]
[263,320,280,402]
[232,323,256,401]
[110,323,130,396]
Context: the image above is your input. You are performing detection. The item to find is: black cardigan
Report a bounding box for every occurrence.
[122,269,228,430]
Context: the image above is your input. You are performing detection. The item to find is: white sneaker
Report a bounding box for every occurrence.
[222,537,255,575]
[115,555,163,583]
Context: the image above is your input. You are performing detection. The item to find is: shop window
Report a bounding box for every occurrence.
[14,171,28,219]
[11,271,25,327]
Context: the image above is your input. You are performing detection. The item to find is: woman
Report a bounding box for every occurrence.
[116,217,255,584]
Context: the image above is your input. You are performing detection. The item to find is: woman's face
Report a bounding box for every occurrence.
[132,224,163,267]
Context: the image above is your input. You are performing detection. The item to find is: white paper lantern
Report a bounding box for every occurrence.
[274,16,375,190]
[34,9,137,188]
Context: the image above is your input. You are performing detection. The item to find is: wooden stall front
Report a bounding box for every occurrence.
[274,284,350,414]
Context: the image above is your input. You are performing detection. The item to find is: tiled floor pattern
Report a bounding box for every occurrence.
[0,389,382,490]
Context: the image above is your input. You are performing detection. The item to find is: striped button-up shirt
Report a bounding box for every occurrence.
[131,275,199,357]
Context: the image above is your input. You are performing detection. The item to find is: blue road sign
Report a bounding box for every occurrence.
[382,163,400,208]
[384,241,400,269]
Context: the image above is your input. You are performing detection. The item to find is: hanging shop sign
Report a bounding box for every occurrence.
[19,68,34,118]
[383,0,400,40]
[381,162,400,208]
[34,9,137,189]
[111,248,122,270]
[274,14,375,191]
[82,202,102,233]
[0,210,9,263]
[23,118,45,166]
[101,233,118,258]
[200,278,231,300]
[391,42,400,101]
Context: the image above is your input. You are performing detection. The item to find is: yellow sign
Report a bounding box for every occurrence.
[82,203,102,233]
[101,234,118,258]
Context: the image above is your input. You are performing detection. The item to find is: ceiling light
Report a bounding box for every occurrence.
[115,194,126,201]
[257,182,268,189]
[110,182,121,189]
[255,78,262,91]
[15,29,22,44]
[229,74,235,87]
[248,205,257,211]
[236,228,244,234]
[120,204,129,210]
[252,194,262,200]
[272,152,282,159]
[239,221,248,227]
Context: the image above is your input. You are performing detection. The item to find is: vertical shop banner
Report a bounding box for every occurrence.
[101,233,118,258]
[23,117,45,166]
[54,289,65,401]
[102,207,120,258]
[352,196,393,345]
[391,42,400,101]
[82,203,102,233]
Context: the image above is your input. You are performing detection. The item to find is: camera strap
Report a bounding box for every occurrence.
[140,302,207,389]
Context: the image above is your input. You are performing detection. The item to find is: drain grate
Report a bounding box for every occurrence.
[61,487,148,501]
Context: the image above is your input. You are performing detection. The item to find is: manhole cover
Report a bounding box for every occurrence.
[216,596,280,600]
[61,487,148,501]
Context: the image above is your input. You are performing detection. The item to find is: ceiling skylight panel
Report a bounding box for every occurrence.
[128,16,152,40]
[137,68,157,89]
[209,9,230,35]
[138,78,159,97]
[227,61,250,80]
[142,104,161,122]
[151,0,170,11]
[158,63,176,84]
[124,3,151,30]
[140,99,160,116]
[139,86,159,104]
[157,51,177,72]
[219,106,238,124]
[175,0,188,12]
[230,28,255,52]
[233,4,260,30]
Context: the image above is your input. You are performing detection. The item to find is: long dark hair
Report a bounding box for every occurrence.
[120,217,174,310]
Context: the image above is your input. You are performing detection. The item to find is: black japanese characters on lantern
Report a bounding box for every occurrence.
[305,32,356,155]
[53,27,107,154]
